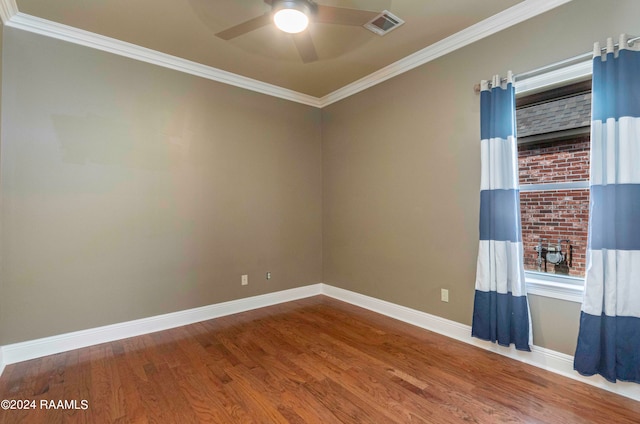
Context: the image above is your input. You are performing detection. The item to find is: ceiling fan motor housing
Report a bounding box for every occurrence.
[272,0,318,17]
[217,0,385,62]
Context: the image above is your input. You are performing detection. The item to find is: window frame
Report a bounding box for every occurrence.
[514,60,592,303]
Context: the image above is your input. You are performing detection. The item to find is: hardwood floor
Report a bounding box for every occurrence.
[1,295,638,423]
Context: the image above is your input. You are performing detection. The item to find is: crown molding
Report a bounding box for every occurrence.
[1,0,572,108]
[319,0,574,107]
[0,0,17,24]
[4,12,322,108]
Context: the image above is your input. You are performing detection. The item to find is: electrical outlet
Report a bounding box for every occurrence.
[266,272,271,280]
[441,288,449,303]
[241,274,248,286]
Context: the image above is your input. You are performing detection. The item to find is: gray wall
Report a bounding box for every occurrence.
[322,0,639,355]
[1,0,637,355]
[0,28,322,344]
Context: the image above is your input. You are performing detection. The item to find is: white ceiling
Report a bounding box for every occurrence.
[1,0,572,107]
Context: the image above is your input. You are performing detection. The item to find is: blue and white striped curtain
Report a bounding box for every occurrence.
[574,34,640,383]
[472,72,532,351]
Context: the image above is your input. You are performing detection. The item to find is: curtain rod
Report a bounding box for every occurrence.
[473,35,640,94]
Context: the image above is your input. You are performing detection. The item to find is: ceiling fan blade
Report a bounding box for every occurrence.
[292,31,318,63]
[215,13,272,40]
[315,5,379,26]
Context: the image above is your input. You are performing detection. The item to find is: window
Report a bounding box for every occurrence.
[515,80,591,300]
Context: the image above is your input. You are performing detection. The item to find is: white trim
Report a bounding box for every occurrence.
[526,276,584,303]
[0,0,572,108]
[515,60,592,95]
[0,0,17,24]
[319,0,573,107]
[320,284,640,401]
[321,284,472,338]
[515,55,590,305]
[1,282,638,401]
[0,284,322,368]
[4,13,322,108]
[520,181,590,191]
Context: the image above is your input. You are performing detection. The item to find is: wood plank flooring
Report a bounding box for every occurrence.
[1,295,639,423]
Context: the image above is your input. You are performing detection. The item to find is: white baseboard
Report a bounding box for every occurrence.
[1,282,638,401]
[320,284,640,402]
[0,284,322,370]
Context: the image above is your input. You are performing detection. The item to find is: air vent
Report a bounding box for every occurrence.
[363,10,404,36]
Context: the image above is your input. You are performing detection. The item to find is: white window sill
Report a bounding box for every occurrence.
[525,273,584,303]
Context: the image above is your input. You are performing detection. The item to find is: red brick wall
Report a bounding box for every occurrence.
[520,189,589,276]
[518,137,590,277]
[519,137,590,184]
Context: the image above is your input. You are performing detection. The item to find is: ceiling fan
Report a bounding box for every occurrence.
[215,0,381,63]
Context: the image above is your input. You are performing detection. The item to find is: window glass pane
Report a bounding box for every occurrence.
[517,88,591,278]
[520,188,589,277]
[519,137,590,184]
[517,92,591,138]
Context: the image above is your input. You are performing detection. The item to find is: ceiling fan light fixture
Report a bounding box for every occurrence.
[273,0,311,34]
